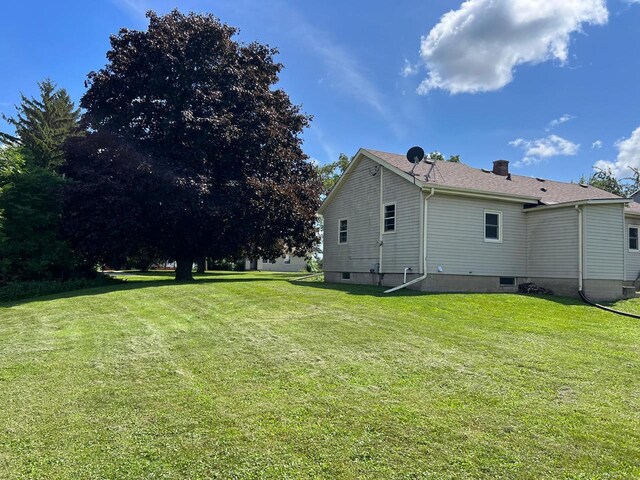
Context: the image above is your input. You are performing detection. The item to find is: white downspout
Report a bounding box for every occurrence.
[403,267,412,283]
[423,188,435,274]
[379,167,384,274]
[622,204,626,283]
[576,205,583,292]
[385,188,435,294]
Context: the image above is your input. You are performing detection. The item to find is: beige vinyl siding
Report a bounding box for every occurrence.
[257,256,307,272]
[527,207,578,278]
[426,194,527,276]
[322,157,382,273]
[624,215,640,281]
[583,204,624,280]
[381,170,421,272]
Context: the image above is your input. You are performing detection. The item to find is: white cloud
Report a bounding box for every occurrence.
[310,124,337,164]
[110,0,150,20]
[548,114,575,128]
[593,127,640,177]
[417,0,608,94]
[592,140,603,150]
[401,59,419,77]
[510,134,580,166]
[255,2,386,115]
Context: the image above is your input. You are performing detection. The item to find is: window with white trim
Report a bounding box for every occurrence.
[383,203,396,233]
[284,254,291,264]
[484,210,502,243]
[338,219,348,244]
[630,226,639,251]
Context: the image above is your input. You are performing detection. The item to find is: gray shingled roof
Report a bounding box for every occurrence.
[626,201,640,216]
[364,148,622,205]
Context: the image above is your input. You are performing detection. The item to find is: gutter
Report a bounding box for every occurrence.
[385,188,435,294]
[525,198,630,214]
[420,185,539,204]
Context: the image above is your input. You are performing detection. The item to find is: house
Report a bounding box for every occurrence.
[319,148,640,302]
[244,254,308,273]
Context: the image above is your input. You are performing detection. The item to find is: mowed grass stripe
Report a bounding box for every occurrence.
[0,271,639,478]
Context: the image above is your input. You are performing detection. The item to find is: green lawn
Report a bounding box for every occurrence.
[1,271,640,479]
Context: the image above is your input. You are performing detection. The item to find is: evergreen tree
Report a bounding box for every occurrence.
[0,170,83,283]
[0,146,25,181]
[0,79,80,171]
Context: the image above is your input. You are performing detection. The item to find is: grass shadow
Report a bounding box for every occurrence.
[2,270,591,310]
[292,278,588,307]
[0,271,303,308]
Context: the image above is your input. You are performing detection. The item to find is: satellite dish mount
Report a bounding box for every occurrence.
[406,146,425,175]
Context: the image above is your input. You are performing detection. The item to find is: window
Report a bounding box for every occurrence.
[484,210,502,243]
[341,272,351,280]
[500,277,516,287]
[262,258,269,264]
[339,219,348,244]
[630,226,639,251]
[383,203,396,233]
[284,254,291,264]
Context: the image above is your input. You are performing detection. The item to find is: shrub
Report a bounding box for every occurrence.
[306,257,321,273]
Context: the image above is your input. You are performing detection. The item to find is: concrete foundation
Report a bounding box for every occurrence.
[417,274,522,293]
[324,271,423,287]
[324,272,627,301]
[582,279,626,303]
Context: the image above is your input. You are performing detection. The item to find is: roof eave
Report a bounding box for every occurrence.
[524,198,630,213]
[318,148,424,215]
[420,184,540,204]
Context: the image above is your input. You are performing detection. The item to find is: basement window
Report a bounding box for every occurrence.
[383,203,396,233]
[338,219,348,244]
[630,226,639,251]
[500,277,516,287]
[484,210,503,243]
[341,272,351,281]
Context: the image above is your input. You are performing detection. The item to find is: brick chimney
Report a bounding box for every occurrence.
[492,160,509,176]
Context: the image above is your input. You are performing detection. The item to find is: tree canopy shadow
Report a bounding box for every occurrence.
[0,271,304,308]
[1,270,593,310]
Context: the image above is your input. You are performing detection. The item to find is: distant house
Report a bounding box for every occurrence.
[319,148,640,302]
[244,254,307,273]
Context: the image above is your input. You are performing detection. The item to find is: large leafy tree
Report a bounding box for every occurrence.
[317,153,351,196]
[429,151,461,163]
[63,10,321,281]
[0,79,80,172]
[582,166,640,197]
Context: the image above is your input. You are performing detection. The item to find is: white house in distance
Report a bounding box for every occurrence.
[319,148,640,302]
[244,254,307,272]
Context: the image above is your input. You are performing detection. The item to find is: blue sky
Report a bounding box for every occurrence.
[1,0,639,182]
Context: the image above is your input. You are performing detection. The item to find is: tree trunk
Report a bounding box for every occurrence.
[175,257,194,281]
[196,257,207,274]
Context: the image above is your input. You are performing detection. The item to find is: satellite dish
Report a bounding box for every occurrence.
[406,146,425,164]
